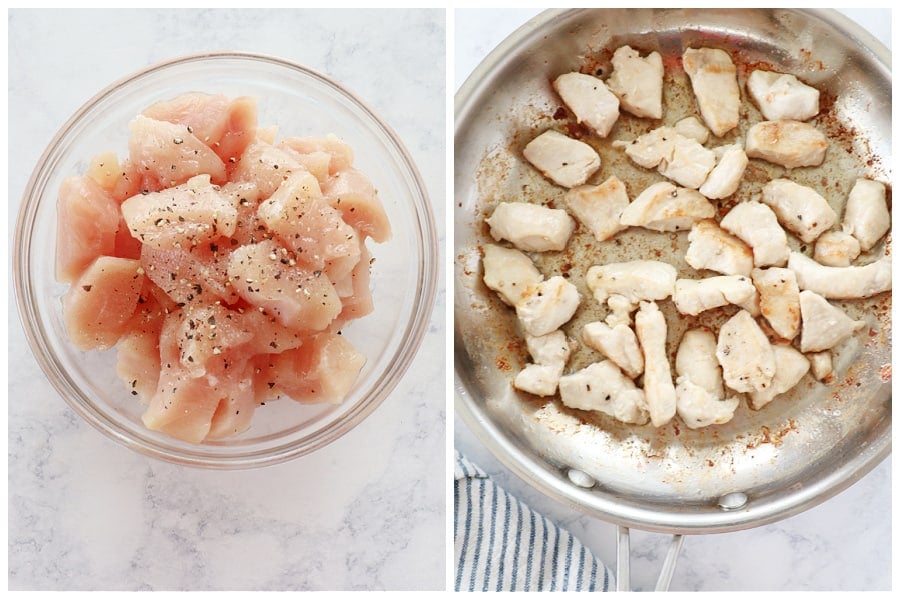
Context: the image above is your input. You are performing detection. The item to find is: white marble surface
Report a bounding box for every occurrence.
[454,8,892,592]
[8,9,445,591]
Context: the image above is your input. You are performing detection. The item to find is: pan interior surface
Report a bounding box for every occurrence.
[454,8,891,534]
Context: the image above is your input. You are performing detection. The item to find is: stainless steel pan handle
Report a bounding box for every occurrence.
[616,526,685,592]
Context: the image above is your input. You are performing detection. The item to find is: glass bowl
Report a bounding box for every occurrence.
[13,52,438,469]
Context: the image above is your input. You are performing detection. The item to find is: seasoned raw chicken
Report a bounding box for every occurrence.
[798,290,865,353]
[716,309,776,394]
[485,202,576,252]
[635,301,676,427]
[788,251,892,299]
[606,45,664,119]
[745,120,828,169]
[514,330,571,397]
[761,179,837,244]
[719,201,790,267]
[672,275,758,316]
[564,176,629,242]
[128,115,227,188]
[814,230,861,267]
[620,182,716,232]
[751,267,801,340]
[55,175,120,284]
[746,70,820,122]
[582,321,644,378]
[684,220,754,276]
[842,178,890,251]
[558,361,650,425]
[621,127,716,189]
[553,72,620,136]
[674,116,709,144]
[523,129,601,188]
[682,48,741,137]
[699,144,748,199]
[674,329,739,428]
[481,244,543,306]
[807,350,834,382]
[585,260,677,308]
[747,343,810,410]
[515,276,580,336]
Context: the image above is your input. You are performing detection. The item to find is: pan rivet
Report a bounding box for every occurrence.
[718,492,748,511]
[567,469,595,488]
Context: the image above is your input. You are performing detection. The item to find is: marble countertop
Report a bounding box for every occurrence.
[454,8,891,592]
[8,9,445,591]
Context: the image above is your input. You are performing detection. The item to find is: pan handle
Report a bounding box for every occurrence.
[615,526,685,592]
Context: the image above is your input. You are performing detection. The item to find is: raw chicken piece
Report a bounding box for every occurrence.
[751,267,801,340]
[619,182,716,232]
[747,70,820,122]
[674,116,709,144]
[141,243,238,306]
[716,309,776,394]
[807,350,834,382]
[745,120,828,169]
[481,244,543,306]
[523,130,601,188]
[279,135,354,176]
[87,151,122,191]
[514,330,571,397]
[320,167,392,243]
[798,290,866,353]
[719,201,790,267]
[128,115,227,188]
[684,220,754,276]
[171,303,255,378]
[55,175,120,283]
[760,179,837,244]
[635,301,676,427]
[682,48,741,137]
[558,361,649,425]
[621,127,716,189]
[747,343,810,410]
[585,260,677,308]
[672,275,757,316]
[563,176,629,242]
[674,329,739,428]
[485,201,575,252]
[116,328,161,403]
[842,179,890,251]
[231,138,306,198]
[698,144,748,199]
[553,72,620,137]
[814,230,861,267]
[515,276,580,337]
[606,46,664,119]
[582,321,644,378]
[788,252,892,299]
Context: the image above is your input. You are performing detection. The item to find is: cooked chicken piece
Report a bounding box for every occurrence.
[674,329,739,428]
[515,276,580,337]
[563,176,629,242]
[716,309,776,394]
[788,251,892,299]
[514,364,564,397]
[814,230,861,267]
[482,244,543,306]
[523,130,601,188]
[620,182,716,232]
[719,201,790,267]
[842,178,890,252]
[514,330,571,397]
[606,45,664,119]
[682,48,741,137]
[620,126,676,169]
[672,275,758,316]
[605,294,634,328]
[761,179,838,244]
[745,120,828,169]
[747,343,810,410]
[582,321,644,379]
[684,219,754,276]
[635,301,676,427]
[751,267,801,340]
[746,70,820,122]
[558,361,649,425]
[621,127,716,189]
[699,144,748,199]
[807,350,834,382]
[485,201,576,252]
[798,290,866,353]
[585,260,677,309]
[674,116,710,144]
[553,72,620,137]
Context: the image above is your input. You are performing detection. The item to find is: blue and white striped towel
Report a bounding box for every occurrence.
[454,450,613,592]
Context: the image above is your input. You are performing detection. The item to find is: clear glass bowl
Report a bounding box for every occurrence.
[13,52,438,469]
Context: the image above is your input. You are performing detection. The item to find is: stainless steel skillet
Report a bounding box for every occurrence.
[454,8,891,589]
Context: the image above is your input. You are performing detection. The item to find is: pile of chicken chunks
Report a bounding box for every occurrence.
[482,46,891,429]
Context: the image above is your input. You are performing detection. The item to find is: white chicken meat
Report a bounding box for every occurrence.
[523,129,601,188]
[842,178,890,252]
[620,182,716,232]
[716,309,776,394]
[807,350,834,382]
[699,144,748,200]
[813,230,861,267]
[515,275,580,337]
[761,178,837,244]
[482,244,543,306]
[558,361,650,425]
[682,47,741,137]
[788,251,892,299]
[719,200,790,267]
[798,290,866,353]
[563,176,629,242]
[751,267,801,341]
[684,219,754,276]
[485,201,576,252]
[745,120,828,169]
[674,328,740,428]
[606,45,664,120]
[747,343,810,410]
[673,116,710,144]
[621,127,716,189]
[553,72,620,137]
[582,320,644,379]
[746,70,820,122]
[585,260,677,308]
[514,330,571,397]
[672,275,758,316]
[634,301,676,427]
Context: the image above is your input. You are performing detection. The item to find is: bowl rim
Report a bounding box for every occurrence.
[13,50,439,469]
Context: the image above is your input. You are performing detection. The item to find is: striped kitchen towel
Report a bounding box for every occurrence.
[454,450,613,592]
